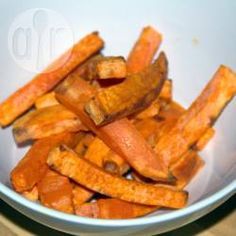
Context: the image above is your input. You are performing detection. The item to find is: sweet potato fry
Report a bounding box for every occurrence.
[13,105,85,143]
[47,145,188,208]
[95,56,126,79]
[22,186,39,201]
[71,54,103,81]
[134,99,161,120]
[35,92,59,109]
[170,151,205,189]
[72,184,94,207]
[74,132,95,156]
[85,137,129,175]
[194,128,215,151]
[157,101,215,150]
[11,132,79,192]
[56,76,169,181]
[0,32,104,126]
[127,26,162,74]
[154,66,236,167]
[38,169,74,213]
[85,52,167,125]
[75,199,157,219]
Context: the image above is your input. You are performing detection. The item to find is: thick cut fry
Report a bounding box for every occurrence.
[0,32,104,126]
[194,128,215,151]
[170,151,205,189]
[47,146,188,208]
[127,26,162,74]
[22,186,39,201]
[74,132,94,156]
[72,54,103,81]
[95,56,127,79]
[75,199,157,219]
[85,137,129,175]
[56,76,169,181]
[72,184,94,207]
[158,102,215,151]
[154,66,236,167]
[133,79,172,120]
[13,105,85,143]
[38,169,74,213]
[35,92,59,109]
[85,52,167,125]
[11,132,79,192]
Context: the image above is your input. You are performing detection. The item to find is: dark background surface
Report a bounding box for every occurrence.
[0,195,235,236]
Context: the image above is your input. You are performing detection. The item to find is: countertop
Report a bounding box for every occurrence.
[0,195,235,236]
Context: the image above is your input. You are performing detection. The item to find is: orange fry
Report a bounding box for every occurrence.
[47,145,188,208]
[75,199,157,219]
[194,128,215,151]
[72,184,94,208]
[74,132,95,156]
[35,92,59,109]
[11,132,79,192]
[56,76,169,181]
[85,137,129,175]
[95,56,126,79]
[85,52,167,125]
[154,66,236,168]
[38,169,74,213]
[13,105,85,143]
[0,32,104,126]
[127,26,162,74]
[170,151,205,189]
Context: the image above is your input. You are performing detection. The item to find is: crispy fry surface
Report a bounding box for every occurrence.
[11,132,79,192]
[154,66,236,167]
[85,52,167,125]
[47,146,188,208]
[0,32,104,126]
[56,76,169,181]
[13,105,85,143]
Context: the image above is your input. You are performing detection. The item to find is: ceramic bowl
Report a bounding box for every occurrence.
[0,0,235,235]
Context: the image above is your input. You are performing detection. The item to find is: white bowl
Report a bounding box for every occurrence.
[0,0,236,235]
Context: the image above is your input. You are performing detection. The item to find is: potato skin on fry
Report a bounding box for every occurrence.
[47,146,188,208]
[13,105,85,143]
[85,52,168,126]
[75,199,157,219]
[11,132,79,192]
[154,65,236,167]
[0,32,104,126]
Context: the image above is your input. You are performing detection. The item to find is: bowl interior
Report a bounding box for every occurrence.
[0,0,236,219]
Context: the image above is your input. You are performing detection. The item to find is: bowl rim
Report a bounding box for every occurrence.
[0,180,235,227]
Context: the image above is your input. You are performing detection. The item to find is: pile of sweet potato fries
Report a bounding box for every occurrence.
[1,26,236,219]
